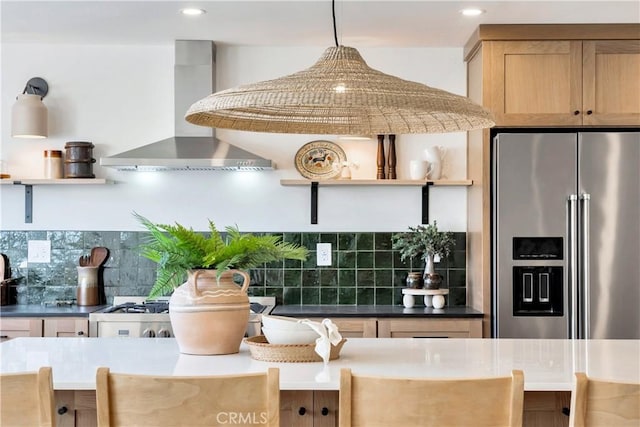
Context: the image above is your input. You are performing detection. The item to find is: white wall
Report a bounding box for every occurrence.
[0,43,468,232]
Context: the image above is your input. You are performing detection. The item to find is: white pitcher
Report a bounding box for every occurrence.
[424,146,447,179]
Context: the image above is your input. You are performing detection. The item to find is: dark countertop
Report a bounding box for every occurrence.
[1,304,483,319]
[271,305,483,318]
[0,304,109,318]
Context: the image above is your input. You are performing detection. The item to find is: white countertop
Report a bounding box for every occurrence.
[1,338,638,392]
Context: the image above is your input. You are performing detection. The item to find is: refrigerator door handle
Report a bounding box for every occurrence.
[580,193,591,339]
[568,194,579,339]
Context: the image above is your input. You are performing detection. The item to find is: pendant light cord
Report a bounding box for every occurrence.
[332,0,338,47]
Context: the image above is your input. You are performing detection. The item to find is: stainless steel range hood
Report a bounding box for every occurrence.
[100,40,274,171]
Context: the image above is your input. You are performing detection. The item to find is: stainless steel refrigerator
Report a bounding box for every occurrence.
[492,131,640,339]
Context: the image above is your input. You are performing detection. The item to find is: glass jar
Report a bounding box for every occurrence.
[44,150,63,179]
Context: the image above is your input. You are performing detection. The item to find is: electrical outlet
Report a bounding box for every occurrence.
[316,243,332,266]
[28,240,51,263]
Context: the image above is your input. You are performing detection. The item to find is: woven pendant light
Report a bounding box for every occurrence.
[185,3,494,135]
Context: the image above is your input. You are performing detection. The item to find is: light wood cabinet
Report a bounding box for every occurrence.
[487,40,583,126]
[464,25,640,336]
[307,316,481,338]
[377,318,483,338]
[0,317,89,341]
[44,318,89,337]
[55,390,338,427]
[583,40,640,125]
[56,388,563,427]
[281,390,338,427]
[486,39,640,126]
[523,391,571,427]
[308,317,377,338]
[55,391,98,427]
[0,318,43,341]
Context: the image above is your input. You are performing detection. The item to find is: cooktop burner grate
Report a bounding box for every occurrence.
[103,301,169,314]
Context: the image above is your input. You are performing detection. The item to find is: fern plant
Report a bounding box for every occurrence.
[135,213,308,298]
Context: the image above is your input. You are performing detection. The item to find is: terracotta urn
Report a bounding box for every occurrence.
[169,269,250,355]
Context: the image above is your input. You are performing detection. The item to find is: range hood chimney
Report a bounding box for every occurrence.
[100,40,274,171]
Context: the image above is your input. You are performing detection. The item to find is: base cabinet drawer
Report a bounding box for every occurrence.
[377,318,483,338]
[0,318,43,341]
[0,317,90,340]
[307,318,377,338]
[44,318,89,337]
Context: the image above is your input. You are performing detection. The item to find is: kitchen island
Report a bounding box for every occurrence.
[2,337,638,426]
[2,337,637,390]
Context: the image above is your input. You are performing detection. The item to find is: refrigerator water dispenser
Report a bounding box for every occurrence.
[513,266,563,316]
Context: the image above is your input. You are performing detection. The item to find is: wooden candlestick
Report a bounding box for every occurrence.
[377,134,386,179]
[388,134,397,179]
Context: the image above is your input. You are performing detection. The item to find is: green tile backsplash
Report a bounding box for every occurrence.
[0,231,467,307]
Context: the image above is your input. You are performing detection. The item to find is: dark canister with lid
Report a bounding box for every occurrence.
[64,141,95,178]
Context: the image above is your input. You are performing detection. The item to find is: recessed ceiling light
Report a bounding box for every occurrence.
[460,8,485,17]
[180,8,206,16]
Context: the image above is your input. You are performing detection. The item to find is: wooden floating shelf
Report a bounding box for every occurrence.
[280,179,473,186]
[1,178,111,223]
[280,179,473,225]
[1,178,109,185]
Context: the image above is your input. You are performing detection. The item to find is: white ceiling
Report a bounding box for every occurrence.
[1,1,639,47]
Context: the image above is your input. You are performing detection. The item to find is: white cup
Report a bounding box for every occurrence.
[409,160,432,180]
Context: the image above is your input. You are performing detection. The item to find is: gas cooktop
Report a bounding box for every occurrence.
[89,296,275,338]
[96,296,273,315]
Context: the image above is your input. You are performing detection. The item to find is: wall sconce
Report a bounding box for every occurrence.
[11,77,49,139]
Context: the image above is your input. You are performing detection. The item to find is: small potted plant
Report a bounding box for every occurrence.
[392,221,455,289]
[135,213,308,355]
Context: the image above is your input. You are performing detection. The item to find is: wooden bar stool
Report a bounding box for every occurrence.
[339,368,524,427]
[569,372,640,427]
[96,367,279,427]
[0,366,56,427]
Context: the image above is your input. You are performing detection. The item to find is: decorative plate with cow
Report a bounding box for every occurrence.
[294,140,347,180]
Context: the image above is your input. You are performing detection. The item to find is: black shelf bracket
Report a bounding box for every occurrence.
[421,182,434,224]
[24,184,33,223]
[311,181,319,224]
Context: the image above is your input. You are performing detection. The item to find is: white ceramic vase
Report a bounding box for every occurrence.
[424,146,447,179]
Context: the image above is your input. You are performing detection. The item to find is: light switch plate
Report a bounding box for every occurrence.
[316,243,332,266]
[28,240,51,263]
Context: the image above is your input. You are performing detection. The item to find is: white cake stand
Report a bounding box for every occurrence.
[402,288,449,309]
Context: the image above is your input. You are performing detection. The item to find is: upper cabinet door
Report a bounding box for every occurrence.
[489,40,583,126]
[583,40,640,126]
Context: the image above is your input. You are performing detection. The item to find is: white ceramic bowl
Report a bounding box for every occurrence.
[262,327,319,345]
[261,314,313,331]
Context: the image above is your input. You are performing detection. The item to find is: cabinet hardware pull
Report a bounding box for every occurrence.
[586,110,593,115]
[77,331,84,336]
[573,110,580,115]
[322,407,329,416]
[298,407,306,416]
[58,406,68,415]
[0,335,8,339]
